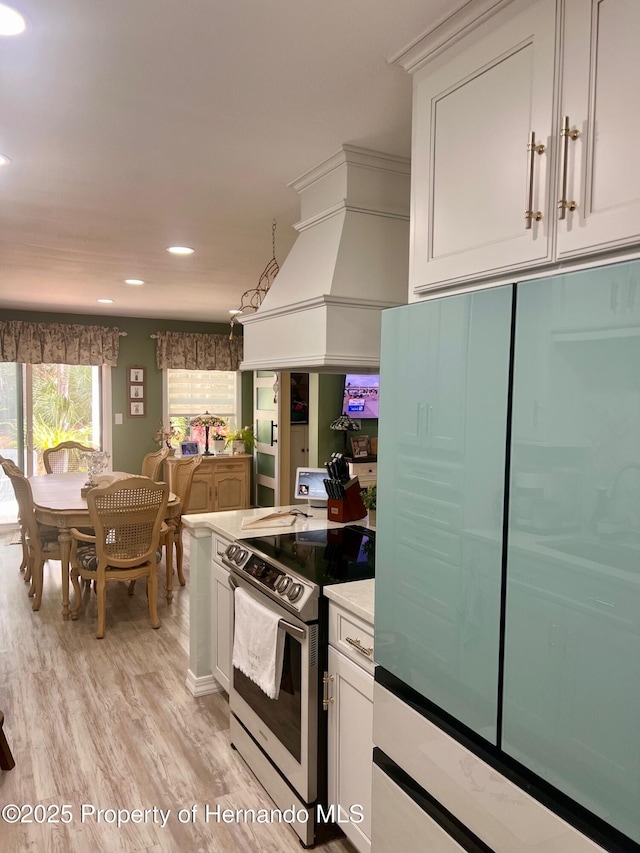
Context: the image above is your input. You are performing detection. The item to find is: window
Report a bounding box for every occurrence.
[165,369,240,438]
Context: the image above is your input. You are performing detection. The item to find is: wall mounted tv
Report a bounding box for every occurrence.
[342,374,380,419]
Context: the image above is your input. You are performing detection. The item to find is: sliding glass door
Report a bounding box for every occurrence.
[0,363,103,524]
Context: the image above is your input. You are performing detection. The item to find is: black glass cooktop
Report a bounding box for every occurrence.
[241,524,375,588]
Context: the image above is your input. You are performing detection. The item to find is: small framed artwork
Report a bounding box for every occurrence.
[180,441,199,456]
[128,366,146,417]
[351,435,370,458]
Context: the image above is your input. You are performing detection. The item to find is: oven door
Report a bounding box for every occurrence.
[228,572,319,803]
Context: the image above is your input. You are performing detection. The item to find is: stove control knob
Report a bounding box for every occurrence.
[235,549,248,565]
[226,544,238,560]
[287,583,303,602]
[276,576,291,594]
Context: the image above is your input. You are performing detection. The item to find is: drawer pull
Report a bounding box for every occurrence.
[346,636,373,657]
[588,596,616,609]
[216,549,226,558]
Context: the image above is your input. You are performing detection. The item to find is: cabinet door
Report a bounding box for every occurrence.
[376,286,512,743]
[187,472,212,513]
[327,646,373,853]
[213,471,246,512]
[211,561,232,692]
[557,0,640,258]
[409,0,556,296]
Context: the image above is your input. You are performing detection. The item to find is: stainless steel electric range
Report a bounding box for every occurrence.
[222,524,375,847]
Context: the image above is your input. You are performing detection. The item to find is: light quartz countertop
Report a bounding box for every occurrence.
[324,579,375,625]
[183,505,376,622]
[182,504,347,541]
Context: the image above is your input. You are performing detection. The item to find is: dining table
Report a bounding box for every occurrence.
[29,472,182,619]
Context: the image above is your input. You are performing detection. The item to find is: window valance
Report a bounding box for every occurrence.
[0,321,124,366]
[154,331,243,371]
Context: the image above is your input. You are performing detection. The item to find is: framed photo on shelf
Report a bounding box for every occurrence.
[350,435,370,458]
[130,401,145,417]
[180,441,199,456]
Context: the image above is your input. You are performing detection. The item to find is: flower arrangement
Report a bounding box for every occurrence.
[226,425,256,454]
[154,421,180,449]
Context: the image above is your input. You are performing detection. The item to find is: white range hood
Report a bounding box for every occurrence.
[239,145,410,373]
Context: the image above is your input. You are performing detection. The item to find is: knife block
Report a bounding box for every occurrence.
[327,478,367,523]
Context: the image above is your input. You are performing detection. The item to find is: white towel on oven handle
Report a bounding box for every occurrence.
[232,586,285,700]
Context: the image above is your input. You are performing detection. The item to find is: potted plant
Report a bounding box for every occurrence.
[361,484,377,527]
[226,425,257,455]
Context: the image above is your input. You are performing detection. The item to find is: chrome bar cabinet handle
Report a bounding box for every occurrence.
[558,115,580,219]
[322,673,334,710]
[525,130,545,229]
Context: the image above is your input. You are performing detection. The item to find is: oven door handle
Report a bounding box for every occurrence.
[228,573,306,640]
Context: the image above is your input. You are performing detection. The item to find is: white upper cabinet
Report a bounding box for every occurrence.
[408,0,557,295]
[557,0,640,258]
[402,0,640,296]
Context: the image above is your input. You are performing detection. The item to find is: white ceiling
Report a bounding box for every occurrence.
[0,0,456,324]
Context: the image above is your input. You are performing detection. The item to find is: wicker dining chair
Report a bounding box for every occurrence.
[141,447,169,482]
[69,477,169,639]
[164,455,202,589]
[0,460,62,610]
[43,441,94,474]
[0,455,29,576]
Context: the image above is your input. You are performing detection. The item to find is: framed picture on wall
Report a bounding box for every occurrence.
[128,365,146,417]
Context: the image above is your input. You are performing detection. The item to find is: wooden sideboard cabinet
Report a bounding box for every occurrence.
[166,454,251,514]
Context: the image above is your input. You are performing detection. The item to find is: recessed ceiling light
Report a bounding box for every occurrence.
[0,154,10,166]
[97,298,114,304]
[124,279,144,285]
[0,4,26,36]
[167,246,194,255]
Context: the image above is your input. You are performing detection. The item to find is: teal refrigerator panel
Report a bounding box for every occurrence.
[375,285,512,744]
[503,260,640,843]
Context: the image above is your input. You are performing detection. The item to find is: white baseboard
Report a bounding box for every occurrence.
[185,670,223,697]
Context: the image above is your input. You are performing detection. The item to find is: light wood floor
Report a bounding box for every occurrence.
[0,530,355,853]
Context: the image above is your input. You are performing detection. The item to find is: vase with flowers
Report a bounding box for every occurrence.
[190,412,228,456]
[154,421,180,454]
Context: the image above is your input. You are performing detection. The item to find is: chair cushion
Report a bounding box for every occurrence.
[77,546,163,572]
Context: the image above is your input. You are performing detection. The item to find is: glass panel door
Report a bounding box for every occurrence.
[375,285,512,743]
[503,260,640,844]
[254,371,290,507]
[30,363,101,474]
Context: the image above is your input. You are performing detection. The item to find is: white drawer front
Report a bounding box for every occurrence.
[329,604,375,674]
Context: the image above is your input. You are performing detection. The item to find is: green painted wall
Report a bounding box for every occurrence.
[2,309,251,473]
